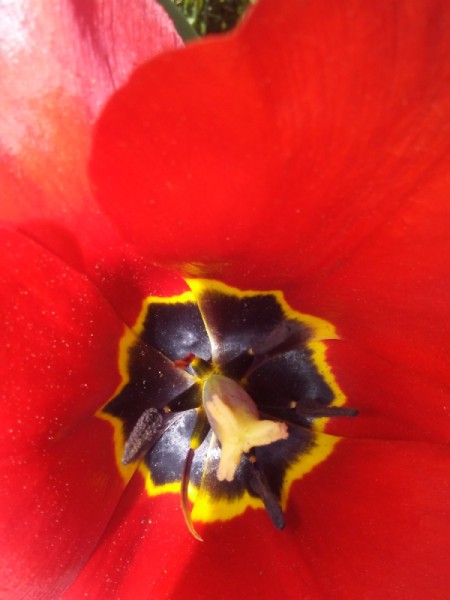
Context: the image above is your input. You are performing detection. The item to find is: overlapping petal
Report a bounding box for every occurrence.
[0,0,184,595]
[65,437,450,600]
[0,0,184,324]
[2,0,450,597]
[92,0,450,284]
[88,0,450,594]
[0,228,129,596]
[91,0,450,442]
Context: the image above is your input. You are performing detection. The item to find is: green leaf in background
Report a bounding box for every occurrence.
[156,0,200,41]
[172,0,254,36]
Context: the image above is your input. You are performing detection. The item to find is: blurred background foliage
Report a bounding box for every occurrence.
[172,0,254,35]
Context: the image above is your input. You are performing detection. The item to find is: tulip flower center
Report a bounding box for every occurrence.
[100,279,356,537]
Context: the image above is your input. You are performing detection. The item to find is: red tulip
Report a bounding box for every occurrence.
[2,0,450,598]
[1,0,182,597]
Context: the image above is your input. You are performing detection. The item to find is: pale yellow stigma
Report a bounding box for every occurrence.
[202,374,289,482]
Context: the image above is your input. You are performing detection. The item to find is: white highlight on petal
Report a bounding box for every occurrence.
[0,0,29,55]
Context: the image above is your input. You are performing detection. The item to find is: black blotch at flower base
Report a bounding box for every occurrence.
[101,280,356,538]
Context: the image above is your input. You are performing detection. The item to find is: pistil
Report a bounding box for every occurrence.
[202,374,289,481]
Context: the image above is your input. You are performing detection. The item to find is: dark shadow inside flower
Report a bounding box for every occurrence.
[101,279,357,538]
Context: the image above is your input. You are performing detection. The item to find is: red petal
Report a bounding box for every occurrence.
[283,180,450,442]
[0,0,181,128]
[1,0,184,323]
[293,438,450,599]
[0,229,132,595]
[65,472,325,598]
[92,0,450,284]
[65,438,450,598]
[324,340,450,444]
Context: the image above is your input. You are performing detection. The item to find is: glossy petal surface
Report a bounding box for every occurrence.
[92,0,450,444]
[1,0,184,325]
[3,0,450,596]
[92,0,450,283]
[0,0,183,594]
[87,0,450,594]
[0,229,129,596]
[65,438,450,600]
